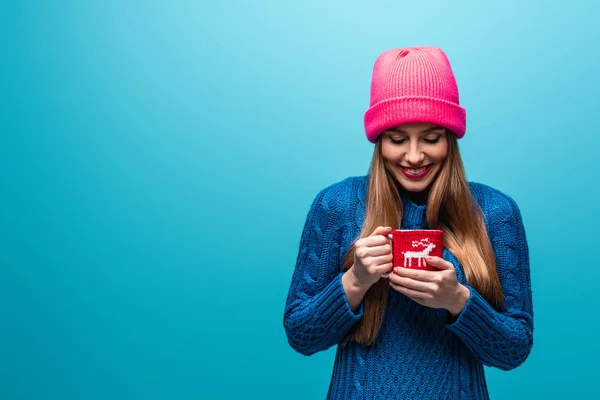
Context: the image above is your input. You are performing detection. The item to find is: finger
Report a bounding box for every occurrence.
[356,244,392,259]
[370,226,393,237]
[394,267,440,282]
[376,263,394,278]
[369,253,393,268]
[363,243,392,257]
[389,281,429,301]
[388,274,435,293]
[424,256,454,270]
[359,234,390,247]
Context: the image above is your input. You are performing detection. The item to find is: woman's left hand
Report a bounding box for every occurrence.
[388,256,470,317]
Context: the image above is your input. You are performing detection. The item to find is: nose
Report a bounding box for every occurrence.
[404,141,425,165]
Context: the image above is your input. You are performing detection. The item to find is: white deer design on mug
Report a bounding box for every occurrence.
[403,238,436,267]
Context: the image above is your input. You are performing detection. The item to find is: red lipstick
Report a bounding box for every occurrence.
[399,164,433,179]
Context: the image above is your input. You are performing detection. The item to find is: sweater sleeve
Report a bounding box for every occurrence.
[283,185,364,356]
[446,193,534,371]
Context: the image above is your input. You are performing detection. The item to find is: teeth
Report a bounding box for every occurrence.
[404,166,427,175]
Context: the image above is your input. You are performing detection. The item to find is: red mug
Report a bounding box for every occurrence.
[383,229,444,277]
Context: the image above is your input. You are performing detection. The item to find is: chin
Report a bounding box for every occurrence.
[400,182,431,193]
[391,173,431,192]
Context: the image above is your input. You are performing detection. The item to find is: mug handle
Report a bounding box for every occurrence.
[382,233,394,278]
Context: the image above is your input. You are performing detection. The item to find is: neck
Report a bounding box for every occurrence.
[394,180,430,205]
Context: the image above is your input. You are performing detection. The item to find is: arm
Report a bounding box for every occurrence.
[446,193,534,371]
[283,186,364,356]
[342,266,371,313]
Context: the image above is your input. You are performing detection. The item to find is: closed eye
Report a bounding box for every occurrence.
[389,137,440,145]
[389,137,406,145]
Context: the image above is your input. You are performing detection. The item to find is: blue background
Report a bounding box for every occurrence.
[1,1,598,398]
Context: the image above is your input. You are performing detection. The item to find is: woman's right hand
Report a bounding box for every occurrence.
[350,226,394,289]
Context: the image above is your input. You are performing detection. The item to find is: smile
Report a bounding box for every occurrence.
[399,164,433,179]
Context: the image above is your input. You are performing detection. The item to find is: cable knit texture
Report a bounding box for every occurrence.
[364,47,466,143]
[283,176,534,399]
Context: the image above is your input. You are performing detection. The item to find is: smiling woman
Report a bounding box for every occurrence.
[283,46,533,399]
[381,123,448,198]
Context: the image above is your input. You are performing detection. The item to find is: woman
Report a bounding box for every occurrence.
[283,46,533,399]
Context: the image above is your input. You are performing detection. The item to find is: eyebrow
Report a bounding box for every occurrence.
[387,126,445,134]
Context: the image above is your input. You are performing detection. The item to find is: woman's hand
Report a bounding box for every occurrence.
[388,255,470,317]
[349,226,394,289]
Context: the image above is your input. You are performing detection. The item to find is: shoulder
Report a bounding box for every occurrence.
[312,175,367,210]
[304,176,367,229]
[468,182,523,226]
[305,176,367,236]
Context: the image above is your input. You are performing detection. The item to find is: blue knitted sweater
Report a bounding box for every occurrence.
[283,175,533,399]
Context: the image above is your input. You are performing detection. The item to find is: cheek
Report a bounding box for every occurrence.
[381,146,400,163]
[430,146,448,163]
[381,144,392,159]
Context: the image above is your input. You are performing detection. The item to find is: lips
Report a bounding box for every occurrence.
[399,164,433,179]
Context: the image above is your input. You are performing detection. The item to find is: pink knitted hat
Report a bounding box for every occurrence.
[364,46,466,143]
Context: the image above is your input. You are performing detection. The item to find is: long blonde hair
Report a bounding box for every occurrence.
[342,133,504,346]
